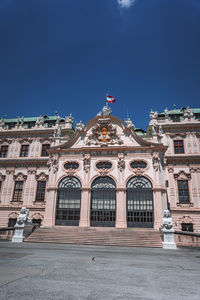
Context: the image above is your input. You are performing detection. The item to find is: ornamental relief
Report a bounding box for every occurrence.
[35,172,49,181]
[86,119,123,147]
[13,172,27,181]
[174,171,191,180]
[0,172,6,181]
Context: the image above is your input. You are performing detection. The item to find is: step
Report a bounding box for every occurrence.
[25,226,162,248]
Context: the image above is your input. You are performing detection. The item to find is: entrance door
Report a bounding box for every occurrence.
[55,176,81,226]
[126,176,154,228]
[90,176,116,227]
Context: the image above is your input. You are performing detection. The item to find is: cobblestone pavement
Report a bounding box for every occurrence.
[0,241,200,300]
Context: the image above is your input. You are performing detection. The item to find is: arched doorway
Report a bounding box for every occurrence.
[55,176,81,226]
[90,176,116,227]
[126,176,154,228]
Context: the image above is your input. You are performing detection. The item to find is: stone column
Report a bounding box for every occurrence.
[79,187,90,227]
[116,187,127,228]
[153,188,163,230]
[43,186,57,226]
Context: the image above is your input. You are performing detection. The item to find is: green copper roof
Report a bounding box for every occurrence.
[3,115,64,123]
[159,108,200,115]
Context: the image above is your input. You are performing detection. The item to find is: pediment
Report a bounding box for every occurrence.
[50,114,163,153]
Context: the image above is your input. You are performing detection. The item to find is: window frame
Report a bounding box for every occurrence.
[0,145,8,158]
[20,144,29,157]
[177,180,190,203]
[174,140,184,154]
[12,181,24,202]
[35,180,46,202]
[41,144,50,157]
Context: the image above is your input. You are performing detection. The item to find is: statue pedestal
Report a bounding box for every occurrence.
[162,229,177,250]
[12,223,25,243]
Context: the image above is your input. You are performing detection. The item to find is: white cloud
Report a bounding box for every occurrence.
[117,0,136,8]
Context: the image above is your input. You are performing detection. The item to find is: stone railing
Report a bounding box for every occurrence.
[0,227,15,240]
[174,231,200,248]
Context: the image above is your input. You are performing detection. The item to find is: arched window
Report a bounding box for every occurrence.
[126,176,154,228]
[56,176,81,226]
[90,176,116,227]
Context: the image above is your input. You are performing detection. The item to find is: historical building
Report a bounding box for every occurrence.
[0,106,199,233]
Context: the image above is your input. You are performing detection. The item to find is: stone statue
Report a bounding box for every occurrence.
[162,210,173,230]
[0,118,5,128]
[158,125,163,136]
[65,113,73,125]
[36,116,44,126]
[76,121,84,131]
[16,207,31,225]
[53,126,62,139]
[102,105,112,116]
[125,118,134,129]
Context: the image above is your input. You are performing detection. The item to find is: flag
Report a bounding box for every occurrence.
[106,95,116,103]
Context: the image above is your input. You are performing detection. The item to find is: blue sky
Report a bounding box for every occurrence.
[0,0,200,129]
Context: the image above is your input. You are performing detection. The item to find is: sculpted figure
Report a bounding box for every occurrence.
[125,117,134,128]
[16,207,31,225]
[76,121,84,131]
[162,210,173,230]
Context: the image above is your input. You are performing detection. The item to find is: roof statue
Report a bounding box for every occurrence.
[76,121,84,131]
[102,105,112,116]
[124,117,134,129]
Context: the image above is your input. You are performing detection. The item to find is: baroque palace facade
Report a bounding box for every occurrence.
[0,106,200,232]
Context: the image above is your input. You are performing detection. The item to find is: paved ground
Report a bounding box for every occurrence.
[0,242,199,300]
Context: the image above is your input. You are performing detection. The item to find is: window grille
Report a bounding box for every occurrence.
[181,223,193,232]
[174,140,184,154]
[12,181,23,202]
[35,181,46,201]
[178,180,190,203]
[0,145,8,158]
[41,144,50,157]
[96,161,112,170]
[20,145,29,157]
[130,161,147,169]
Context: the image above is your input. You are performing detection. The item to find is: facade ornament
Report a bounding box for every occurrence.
[133,167,144,176]
[35,172,49,181]
[65,114,74,128]
[56,115,61,124]
[152,152,160,171]
[83,154,91,173]
[86,120,123,146]
[164,108,169,119]
[150,109,158,122]
[158,125,163,136]
[76,121,84,131]
[53,126,62,139]
[174,171,191,180]
[124,118,134,129]
[183,107,194,119]
[98,168,109,176]
[162,210,177,250]
[47,155,58,173]
[0,172,6,181]
[117,154,125,172]
[13,172,27,181]
[35,116,44,127]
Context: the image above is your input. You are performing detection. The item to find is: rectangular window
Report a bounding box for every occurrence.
[174,140,184,154]
[20,145,29,157]
[181,223,193,232]
[35,181,46,202]
[178,180,190,203]
[0,145,8,158]
[12,181,23,202]
[41,144,50,157]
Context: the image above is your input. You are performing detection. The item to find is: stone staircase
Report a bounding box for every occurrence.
[25,226,163,248]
